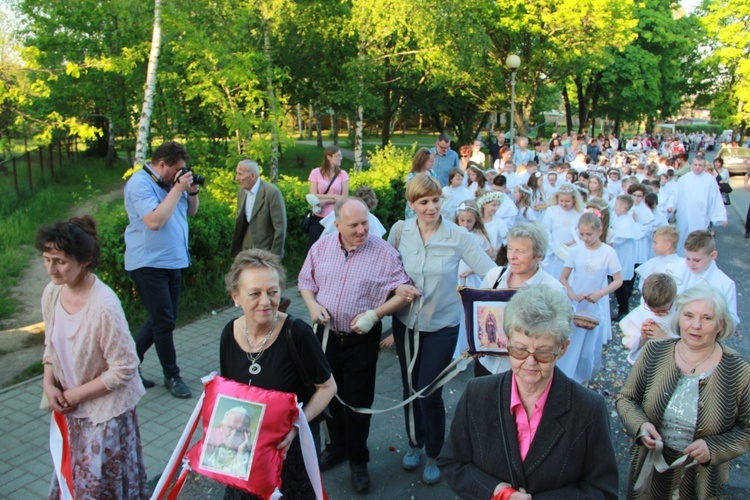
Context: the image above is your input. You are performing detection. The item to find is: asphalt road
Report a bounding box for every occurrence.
[178,151,750,500]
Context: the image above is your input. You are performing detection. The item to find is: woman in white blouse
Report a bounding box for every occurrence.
[38,216,147,499]
[388,174,495,486]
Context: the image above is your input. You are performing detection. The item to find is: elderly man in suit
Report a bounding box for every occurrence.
[230,159,287,258]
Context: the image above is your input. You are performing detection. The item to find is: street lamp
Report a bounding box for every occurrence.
[506,54,521,152]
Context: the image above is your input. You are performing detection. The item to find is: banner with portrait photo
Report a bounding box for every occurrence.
[458,287,518,355]
[185,375,299,499]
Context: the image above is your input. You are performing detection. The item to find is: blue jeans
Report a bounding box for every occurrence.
[129,267,182,379]
[392,318,458,459]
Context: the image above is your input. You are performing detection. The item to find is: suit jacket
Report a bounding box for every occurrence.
[231,180,287,258]
[438,368,618,499]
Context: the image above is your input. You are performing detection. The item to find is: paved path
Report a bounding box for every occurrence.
[2,160,749,499]
[0,287,464,499]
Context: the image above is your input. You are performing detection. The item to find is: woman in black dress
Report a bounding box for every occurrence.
[220,249,337,499]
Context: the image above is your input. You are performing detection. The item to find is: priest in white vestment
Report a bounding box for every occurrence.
[674,156,726,254]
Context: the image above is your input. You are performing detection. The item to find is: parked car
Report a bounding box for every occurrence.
[716,146,750,175]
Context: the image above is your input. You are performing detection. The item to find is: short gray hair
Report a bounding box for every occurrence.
[334,197,369,220]
[504,285,573,345]
[237,159,260,175]
[671,284,734,341]
[507,223,548,259]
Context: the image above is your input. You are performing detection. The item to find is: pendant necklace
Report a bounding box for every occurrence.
[676,340,716,374]
[244,313,279,376]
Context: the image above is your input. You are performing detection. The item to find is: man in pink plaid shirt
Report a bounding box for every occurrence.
[299,197,414,493]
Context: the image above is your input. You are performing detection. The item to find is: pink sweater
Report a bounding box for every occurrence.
[42,278,145,424]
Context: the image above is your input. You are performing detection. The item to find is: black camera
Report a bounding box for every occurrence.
[179,167,206,186]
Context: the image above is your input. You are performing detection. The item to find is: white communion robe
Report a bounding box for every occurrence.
[674,171,726,254]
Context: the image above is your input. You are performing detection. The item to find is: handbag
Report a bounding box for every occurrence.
[285,317,331,421]
[300,171,340,233]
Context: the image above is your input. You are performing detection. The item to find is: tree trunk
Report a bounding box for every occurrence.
[307,104,313,139]
[263,26,280,181]
[562,86,573,133]
[297,103,303,140]
[314,102,323,148]
[418,114,423,135]
[382,75,392,148]
[574,77,588,134]
[354,104,364,171]
[433,113,444,133]
[106,117,115,168]
[134,0,162,166]
[331,112,339,145]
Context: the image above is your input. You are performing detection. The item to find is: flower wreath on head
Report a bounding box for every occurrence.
[517,184,533,196]
[573,184,589,195]
[476,190,505,209]
[585,207,602,217]
[607,168,621,179]
[590,172,606,186]
[555,183,576,195]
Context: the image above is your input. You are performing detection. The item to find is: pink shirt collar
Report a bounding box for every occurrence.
[510,372,554,461]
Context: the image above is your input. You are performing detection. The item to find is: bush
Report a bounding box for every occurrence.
[96,176,236,331]
[95,145,414,328]
[349,144,414,231]
[674,123,725,135]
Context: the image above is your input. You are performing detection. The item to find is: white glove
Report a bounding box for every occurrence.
[355,310,379,333]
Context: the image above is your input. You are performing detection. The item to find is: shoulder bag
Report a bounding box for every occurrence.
[301,171,340,233]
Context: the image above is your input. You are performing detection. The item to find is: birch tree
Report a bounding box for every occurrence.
[134,0,162,167]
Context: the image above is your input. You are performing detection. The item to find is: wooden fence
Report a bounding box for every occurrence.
[0,137,80,198]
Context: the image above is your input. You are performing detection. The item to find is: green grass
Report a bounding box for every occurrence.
[10,361,44,386]
[0,156,129,322]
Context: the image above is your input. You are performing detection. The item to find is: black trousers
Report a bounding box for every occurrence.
[130,267,182,379]
[316,323,382,464]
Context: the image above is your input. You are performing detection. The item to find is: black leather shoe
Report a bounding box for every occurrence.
[164,377,192,398]
[139,369,155,389]
[350,463,371,493]
[744,230,750,239]
[319,448,346,471]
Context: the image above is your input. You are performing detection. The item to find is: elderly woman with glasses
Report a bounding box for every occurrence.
[438,285,618,499]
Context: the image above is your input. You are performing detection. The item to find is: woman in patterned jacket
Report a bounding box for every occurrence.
[617,284,750,499]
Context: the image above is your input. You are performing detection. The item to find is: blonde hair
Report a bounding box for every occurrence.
[548,183,584,212]
[453,201,491,247]
[585,197,610,243]
[405,173,442,203]
[653,225,679,248]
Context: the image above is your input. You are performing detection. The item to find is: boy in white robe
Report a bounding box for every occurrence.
[621,273,678,365]
[635,226,684,294]
[678,229,739,326]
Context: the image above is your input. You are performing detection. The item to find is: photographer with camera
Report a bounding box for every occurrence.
[124,141,200,398]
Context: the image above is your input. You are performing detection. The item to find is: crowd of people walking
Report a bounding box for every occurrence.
[36,129,750,499]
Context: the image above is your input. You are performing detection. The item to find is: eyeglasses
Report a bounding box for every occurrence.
[507,345,560,363]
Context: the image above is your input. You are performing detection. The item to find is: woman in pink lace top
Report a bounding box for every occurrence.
[37,216,148,499]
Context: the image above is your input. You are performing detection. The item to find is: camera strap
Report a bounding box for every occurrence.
[143,163,170,191]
